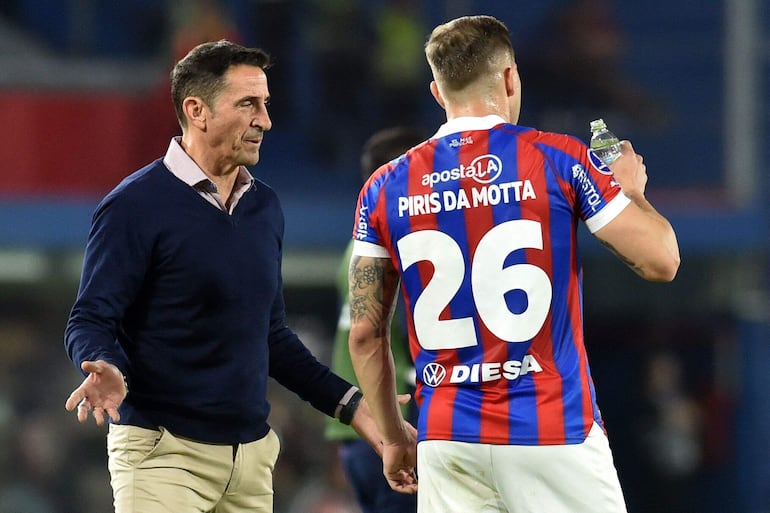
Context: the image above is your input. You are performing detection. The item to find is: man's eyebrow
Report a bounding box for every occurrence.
[238,95,270,104]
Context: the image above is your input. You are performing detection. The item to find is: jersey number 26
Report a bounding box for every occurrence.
[397,220,552,350]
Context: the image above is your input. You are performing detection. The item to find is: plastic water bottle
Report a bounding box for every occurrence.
[589,119,622,165]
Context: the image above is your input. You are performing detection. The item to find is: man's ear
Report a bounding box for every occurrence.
[182,97,207,130]
[504,65,517,98]
[430,81,446,110]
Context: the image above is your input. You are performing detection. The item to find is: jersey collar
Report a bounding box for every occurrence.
[432,115,507,139]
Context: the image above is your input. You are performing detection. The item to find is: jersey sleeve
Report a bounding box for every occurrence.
[352,239,390,257]
[571,144,631,233]
[351,167,390,253]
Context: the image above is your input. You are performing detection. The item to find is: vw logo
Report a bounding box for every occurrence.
[422,363,447,388]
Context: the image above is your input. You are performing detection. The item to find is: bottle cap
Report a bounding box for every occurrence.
[590,119,606,131]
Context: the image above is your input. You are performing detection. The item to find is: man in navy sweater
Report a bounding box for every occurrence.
[63,40,411,512]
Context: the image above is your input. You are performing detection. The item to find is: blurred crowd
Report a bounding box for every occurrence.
[0,0,727,189]
[0,0,435,173]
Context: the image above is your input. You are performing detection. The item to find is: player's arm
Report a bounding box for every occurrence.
[348,254,405,441]
[594,141,680,282]
[348,254,417,493]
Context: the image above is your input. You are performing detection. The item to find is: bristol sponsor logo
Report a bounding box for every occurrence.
[420,355,543,388]
[421,154,503,188]
[572,164,602,213]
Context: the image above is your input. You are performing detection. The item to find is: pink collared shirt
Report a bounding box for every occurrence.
[162,137,255,215]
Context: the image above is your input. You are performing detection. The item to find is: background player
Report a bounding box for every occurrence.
[325,126,426,513]
[348,15,680,512]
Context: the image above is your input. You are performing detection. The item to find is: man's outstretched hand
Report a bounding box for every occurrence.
[65,360,127,426]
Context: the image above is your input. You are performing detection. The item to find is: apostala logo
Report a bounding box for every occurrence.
[421,154,503,187]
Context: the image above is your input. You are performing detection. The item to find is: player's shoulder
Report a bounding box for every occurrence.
[509,125,588,163]
[386,138,434,173]
[515,125,584,150]
[364,143,422,193]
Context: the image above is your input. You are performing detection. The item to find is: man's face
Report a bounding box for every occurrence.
[205,64,272,168]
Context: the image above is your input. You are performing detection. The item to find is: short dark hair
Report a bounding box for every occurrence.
[360,127,427,181]
[425,15,514,92]
[170,40,272,128]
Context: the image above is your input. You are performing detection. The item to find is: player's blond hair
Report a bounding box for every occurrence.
[425,15,515,93]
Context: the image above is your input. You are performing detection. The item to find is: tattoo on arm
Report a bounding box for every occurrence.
[349,256,399,335]
[599,239,644,276]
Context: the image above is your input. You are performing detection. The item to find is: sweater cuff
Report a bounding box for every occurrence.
[334,386,360,420]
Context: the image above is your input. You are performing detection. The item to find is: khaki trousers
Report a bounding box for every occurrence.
[107,424,280,513]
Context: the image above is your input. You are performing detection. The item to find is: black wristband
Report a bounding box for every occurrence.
[338,390,363,425]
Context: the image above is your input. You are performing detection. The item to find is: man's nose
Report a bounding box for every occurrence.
[253,110,272,131]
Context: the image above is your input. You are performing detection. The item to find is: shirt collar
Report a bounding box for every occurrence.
[432,115,508,139]
[162,137,255,190]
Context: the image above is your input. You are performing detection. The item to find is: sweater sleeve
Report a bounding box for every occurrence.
[267,272,352,418]
[64,190,151,376]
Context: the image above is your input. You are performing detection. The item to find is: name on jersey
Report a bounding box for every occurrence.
[421,355,543,387]
[398,180,536,217]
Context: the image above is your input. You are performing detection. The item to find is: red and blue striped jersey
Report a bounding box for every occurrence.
[351,115,630,445]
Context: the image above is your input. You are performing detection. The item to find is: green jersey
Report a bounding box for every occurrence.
[325,241,414,440]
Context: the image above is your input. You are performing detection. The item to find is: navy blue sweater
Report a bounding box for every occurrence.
[65,159,351,443]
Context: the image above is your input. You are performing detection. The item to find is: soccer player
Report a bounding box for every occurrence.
[348,15,680,513]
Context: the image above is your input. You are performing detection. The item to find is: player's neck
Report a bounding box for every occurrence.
[444,98,511,123]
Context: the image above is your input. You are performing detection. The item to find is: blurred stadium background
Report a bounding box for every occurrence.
[0,0,767,512]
